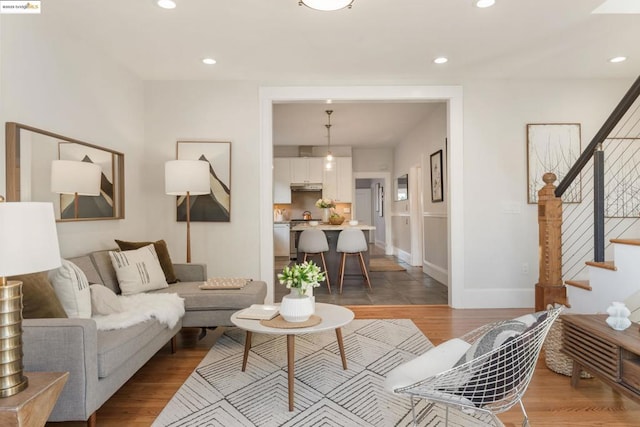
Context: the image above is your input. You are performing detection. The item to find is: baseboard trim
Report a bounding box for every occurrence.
[423,260,448,287]
[459,289,534,308]
[394,248,411,264]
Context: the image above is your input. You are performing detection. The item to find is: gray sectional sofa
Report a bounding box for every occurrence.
[22,249,267,426]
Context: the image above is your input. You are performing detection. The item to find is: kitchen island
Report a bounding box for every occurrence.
[291,223,375,290]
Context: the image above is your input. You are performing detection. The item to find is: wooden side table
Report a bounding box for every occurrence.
[562,314,640,403]
[0,372,68,427]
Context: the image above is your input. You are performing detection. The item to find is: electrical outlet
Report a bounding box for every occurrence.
[343,207,351,214]
[521,263,529,275]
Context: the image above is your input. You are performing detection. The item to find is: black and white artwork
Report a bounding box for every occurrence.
[527,123,581,204]
[430,150,443,203]
[177,141,231,222]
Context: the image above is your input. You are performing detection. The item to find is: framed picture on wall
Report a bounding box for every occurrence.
[527,123,581,204]
[176,141,231,222]
[377,184,384,217]
[375,183,380,212]
[430,149,444,202]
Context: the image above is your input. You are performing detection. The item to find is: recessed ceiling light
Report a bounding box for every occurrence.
[609,56,627,63]
[299,0,354,11]
[476,0,496,8]
[434,57,448,64]
[202,58,217,65]
[326,99,333,104]
[156,0,176,9]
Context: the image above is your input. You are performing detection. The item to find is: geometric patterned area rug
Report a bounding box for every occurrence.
[153,319,496,426]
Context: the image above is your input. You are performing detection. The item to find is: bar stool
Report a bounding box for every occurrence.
[336,228,372,294]
[297,228,331,294]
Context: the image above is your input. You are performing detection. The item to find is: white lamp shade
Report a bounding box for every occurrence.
[0,202,61,276]
[51,160,102,196]
[165,160,210,196]
[300,0,353,11]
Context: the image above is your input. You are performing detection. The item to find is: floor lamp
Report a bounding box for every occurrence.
[51,160,102,219]
[0,197,61,397]
[165,160,210,263]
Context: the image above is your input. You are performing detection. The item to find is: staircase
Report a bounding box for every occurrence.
[565,239,640,313]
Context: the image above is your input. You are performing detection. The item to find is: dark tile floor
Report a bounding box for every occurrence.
[274,245,448,305]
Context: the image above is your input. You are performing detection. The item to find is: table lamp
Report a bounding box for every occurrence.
[51,160,102,219]
[165,160,210,263]
[0,197,61,397]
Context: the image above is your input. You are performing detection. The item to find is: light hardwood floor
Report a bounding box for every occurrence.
[49,306,640,426]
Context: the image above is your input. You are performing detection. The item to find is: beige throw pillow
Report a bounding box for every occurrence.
[89,284,123,315]
[108,244,168,295]
[48,259,92,319]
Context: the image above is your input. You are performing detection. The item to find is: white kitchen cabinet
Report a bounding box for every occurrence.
[323,157,353,203]
[290,158,323,183]
[274,223,290,257]
[273,158,291,203]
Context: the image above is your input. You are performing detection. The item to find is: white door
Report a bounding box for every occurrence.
[355,188,373,243]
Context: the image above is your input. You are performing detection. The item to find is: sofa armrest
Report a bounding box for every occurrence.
[173,263,207,282]
[22,318,99,420]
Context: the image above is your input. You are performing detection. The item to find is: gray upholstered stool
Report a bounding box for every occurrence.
[298,228,332,293]
[336,228,372,294]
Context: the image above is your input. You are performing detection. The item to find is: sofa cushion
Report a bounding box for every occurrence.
[96,318,168,378]
[109,245,168,295]
[149,280,266,311]
[90,250,122,294]
[66,254,103,285]
[90,284,124,315]
[9,272,68,319]
[115,239,178,284]
[48,259,92,319]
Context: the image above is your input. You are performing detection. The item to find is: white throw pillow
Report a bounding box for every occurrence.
[109,244,168,295]
[90,284,123,315]
[48,259,92,319]
[384,338,471,393]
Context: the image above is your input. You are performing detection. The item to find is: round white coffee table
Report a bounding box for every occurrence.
[230,303,354,411]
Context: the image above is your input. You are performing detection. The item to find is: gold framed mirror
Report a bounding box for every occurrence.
[5,122,125,221]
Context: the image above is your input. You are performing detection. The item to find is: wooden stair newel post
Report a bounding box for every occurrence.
[536,173,567,311]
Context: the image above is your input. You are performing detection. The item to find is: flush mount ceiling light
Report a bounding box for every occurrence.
[434,57,448,64]
[156,0,176,9]
[202,58,217,65]
[609,56,627,63]
[299,0,354,11]
[475,0,495,8]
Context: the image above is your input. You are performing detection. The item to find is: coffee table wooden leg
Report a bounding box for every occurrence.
[242,331,252,372]
[336,328,347,370]
[287,334,295,411]
[571,361,583,388]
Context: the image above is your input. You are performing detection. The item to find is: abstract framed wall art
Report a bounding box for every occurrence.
[527,123,581,204]
[176,141,231,222]
[430,149,443,203]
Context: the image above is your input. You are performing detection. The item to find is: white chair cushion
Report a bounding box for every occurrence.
[109,244,168,295]
[384,338,471,393]
[337,228,368,253]
[298,229,329,253]
[48,259,92,318]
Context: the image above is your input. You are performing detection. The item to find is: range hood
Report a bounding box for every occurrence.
[290,183,322,191]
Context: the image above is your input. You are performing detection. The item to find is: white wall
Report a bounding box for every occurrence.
[143,81,263,281]
[0,15,145,257]
[352,147,393,173]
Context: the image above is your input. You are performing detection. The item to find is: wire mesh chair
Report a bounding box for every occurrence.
[392,306,562,427]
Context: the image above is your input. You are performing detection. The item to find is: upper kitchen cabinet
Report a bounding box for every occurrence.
[273,157,292,203]
[290,157,323,183]
[323,157,353,203]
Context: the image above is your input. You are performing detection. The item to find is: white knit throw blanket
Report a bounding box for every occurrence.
[93,292,185,331]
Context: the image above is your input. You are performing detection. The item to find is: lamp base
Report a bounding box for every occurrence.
[0,281,27,398]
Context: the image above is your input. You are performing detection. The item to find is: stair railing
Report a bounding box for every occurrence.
[536,75,640,310]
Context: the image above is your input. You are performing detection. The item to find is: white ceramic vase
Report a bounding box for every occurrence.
[322,208,330,224]
[280,290,314,323]
[606,301,632,331]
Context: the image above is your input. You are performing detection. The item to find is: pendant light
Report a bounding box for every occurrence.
[325,110,335,170]
[299,0,354,11]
